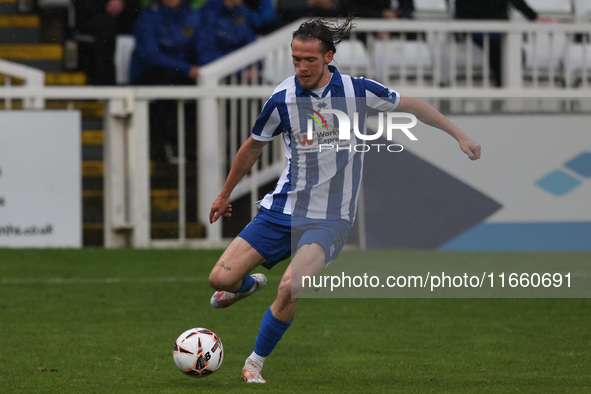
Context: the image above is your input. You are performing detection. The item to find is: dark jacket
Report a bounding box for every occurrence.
[454,0,537,21]
[277,0,341,23]
[200,0,257,56]
[75,0,141,34]
[129,2,219,83]
[341,0,414,19]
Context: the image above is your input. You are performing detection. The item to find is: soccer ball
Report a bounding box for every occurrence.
[172,327,224,377]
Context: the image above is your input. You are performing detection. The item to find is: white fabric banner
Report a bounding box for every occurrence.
[0,111,81,247]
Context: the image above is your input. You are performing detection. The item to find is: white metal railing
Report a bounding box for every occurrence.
[198,19,591,90]
[2,19,591,248]
[0,59,45,108]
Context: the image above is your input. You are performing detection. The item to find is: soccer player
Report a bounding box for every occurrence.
[208,16,481,383]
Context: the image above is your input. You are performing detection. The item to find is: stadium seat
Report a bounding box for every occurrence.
[511,0,574,22]
[573,0,591,23]
[331,39,371,77]
[413,0,450,20]
[509,1,572,87]
[438,35,490,87]
[371,39,433,86]
[562,0,591,87]
[563,42,591,87]
[114,35,135,85]
[522,32,567,86]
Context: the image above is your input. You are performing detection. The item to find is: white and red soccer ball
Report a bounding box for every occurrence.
[173,328,224,377]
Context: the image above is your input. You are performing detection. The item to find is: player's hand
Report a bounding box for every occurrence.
[188,66,199,81]
[209,196,233,224]
[536,15,556,23]
[459,137,481,160]
[382,9,398,19]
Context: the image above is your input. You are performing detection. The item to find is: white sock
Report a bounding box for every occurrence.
[247,351,266,369]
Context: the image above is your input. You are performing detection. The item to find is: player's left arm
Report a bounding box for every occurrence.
[396,95,481,160]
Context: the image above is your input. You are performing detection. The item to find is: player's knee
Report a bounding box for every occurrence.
[208,272,221,290]
[208,270,233,291]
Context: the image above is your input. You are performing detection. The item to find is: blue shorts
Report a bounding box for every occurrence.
[237,208,351,269]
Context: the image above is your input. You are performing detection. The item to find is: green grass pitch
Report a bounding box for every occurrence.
[0,248,590,393]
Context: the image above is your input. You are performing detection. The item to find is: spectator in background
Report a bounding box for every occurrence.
[130,0,219,162]
[200,0,258,57]
[340,0,415,40]
[341,0,414,20]
[454,0,555,87]
[130,0,219,85]
[276,0,342,25]
[140,0,209,9]
[242,0,277,35]
[145,0,277,34]
[75,0,141,85]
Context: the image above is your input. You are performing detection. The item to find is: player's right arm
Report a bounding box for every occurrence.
[209,137,269,223]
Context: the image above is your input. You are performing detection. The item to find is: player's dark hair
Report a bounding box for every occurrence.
[292,16,356,55]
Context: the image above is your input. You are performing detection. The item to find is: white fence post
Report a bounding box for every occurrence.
[104,98,131,247]
[503,29,523,89]
[198,89,222,244]
[128,99,151,248]
[0,59,45,109]
[104,95,150,248]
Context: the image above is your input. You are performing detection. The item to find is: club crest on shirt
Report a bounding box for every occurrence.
[181,26,194,38]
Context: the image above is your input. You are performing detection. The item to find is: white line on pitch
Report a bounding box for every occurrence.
[0,276,282,285]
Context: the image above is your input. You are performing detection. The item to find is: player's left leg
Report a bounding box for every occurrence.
[272,242,327,318]
[243,243,326,383]
[242,218,351,383]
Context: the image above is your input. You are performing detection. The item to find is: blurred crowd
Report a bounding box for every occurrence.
[74,0,558,87]
[72,0,555,162]
[74,0,421,86]
[73,0,420,162]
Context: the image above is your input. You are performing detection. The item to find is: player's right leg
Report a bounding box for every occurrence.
[210,211,292,308]
[208,237,267,308]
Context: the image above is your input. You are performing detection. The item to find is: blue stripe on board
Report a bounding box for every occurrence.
[439,222,591,251]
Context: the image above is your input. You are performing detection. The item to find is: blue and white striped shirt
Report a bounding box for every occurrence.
[252,66,400,222]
